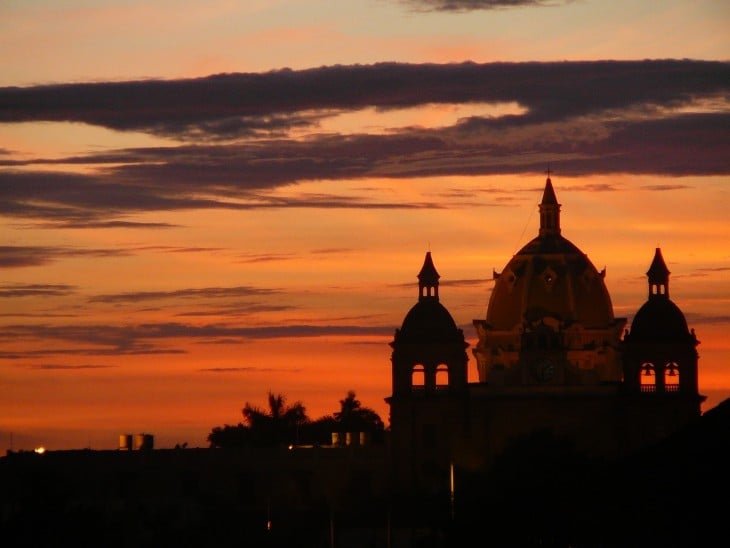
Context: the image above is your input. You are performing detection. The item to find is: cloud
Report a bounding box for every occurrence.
[57,220,178,229]
[131,245,226,254]
[175,303,296,318]
[0,243,229,270]
[0,322,395,359]
[568,183,620,192]
[0,312,79,318]
[0,346,184,359]
[400,0,561,12]
[683,313,730,326]
[0,170,233,224]
[235,253,297,264]
[695,267,730,273]
[31,364,113,370]
[1,61,728,225]
[88,286,282,304]
[0,167,446,227]
[311,248,353,254]
[391,277,490,289]
[232,247,353,265]
[2,61,726,138]
[0,283,76,297]
[0,245,130,268]
[440,278,490,288]
[200,366,303,373]
[639,184,692,191]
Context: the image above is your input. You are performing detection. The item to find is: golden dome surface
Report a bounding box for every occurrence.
[485,178,617,331]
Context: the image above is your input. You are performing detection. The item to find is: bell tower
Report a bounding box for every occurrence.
[621,247,704,451]
[387,252,469,494]
[622,248,701,398]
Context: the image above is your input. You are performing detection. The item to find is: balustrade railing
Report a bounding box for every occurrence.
[640,384,680,393]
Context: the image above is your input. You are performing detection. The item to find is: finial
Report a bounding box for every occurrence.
[538,170,560,235]
[418,251,440,300]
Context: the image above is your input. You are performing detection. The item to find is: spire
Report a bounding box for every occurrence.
[539,171,561,236]
[417,251,440,301]
[647,247,670,299]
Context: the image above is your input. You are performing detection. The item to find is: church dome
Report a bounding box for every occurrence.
[629,299,690,341]
[395,252,463,343]
[485,177,616,330]
[399,299,461,343]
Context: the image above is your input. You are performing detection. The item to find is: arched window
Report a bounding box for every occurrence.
[435,364,449,388]
[665,361,680,392]
[640,362,656,392]
[412,364,426,389]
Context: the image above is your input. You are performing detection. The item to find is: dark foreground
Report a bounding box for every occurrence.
[2,400,728,547]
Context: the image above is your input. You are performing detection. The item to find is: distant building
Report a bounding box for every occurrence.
[387,175,704,495]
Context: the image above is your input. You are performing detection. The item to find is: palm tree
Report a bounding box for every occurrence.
[333,390,384,435]
[208,390,385,448]
[242,391,309,446]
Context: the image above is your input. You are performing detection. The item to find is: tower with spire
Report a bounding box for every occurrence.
[538,173,561,237]
[622,248,702,400]
[387,251,469,492]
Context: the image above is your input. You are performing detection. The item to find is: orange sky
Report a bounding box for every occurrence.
[1,1,728,450]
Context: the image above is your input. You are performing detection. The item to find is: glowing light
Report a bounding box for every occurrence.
[34,446,46,454]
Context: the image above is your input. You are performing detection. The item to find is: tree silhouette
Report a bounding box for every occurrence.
[207,390,385,448]
[241,391,309,446]
[332,390,385,439]
[207,422,249,448]
[207,391,309,448]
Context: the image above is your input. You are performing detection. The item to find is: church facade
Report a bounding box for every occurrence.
[386,176,704,495]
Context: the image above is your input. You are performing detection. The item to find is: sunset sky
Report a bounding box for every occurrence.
[1,0,729,451]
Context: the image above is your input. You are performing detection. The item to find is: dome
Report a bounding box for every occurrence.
[485,178,616,330]
[629,298,690,342]
[398,299,462,343]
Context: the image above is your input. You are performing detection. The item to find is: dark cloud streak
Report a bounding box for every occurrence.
[32,364,113,370]
[1,61,728,225]
[88,286,282,304]
[200,366,302,373]
[0,321,395,359]
[1,60,726,138]
[401,0,560,12]
[0,245,130,268]
[0,283,76,297]
[0,166,446,227]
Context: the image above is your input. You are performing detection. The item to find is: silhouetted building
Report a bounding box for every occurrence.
[387,175,705,496]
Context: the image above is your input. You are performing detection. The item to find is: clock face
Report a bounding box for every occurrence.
[535,358,555,382]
